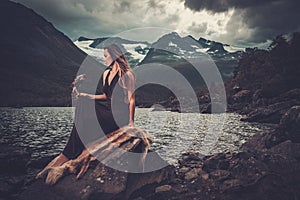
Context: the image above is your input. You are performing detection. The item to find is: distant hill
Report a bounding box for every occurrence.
[0,0,88,106]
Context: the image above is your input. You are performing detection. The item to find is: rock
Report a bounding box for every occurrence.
[242,131,270,151]
[209,170,230,181]
[201,173,209,180]
[241,100,299,124]
[131,197,146,200]
[19,153,174,200]
[220,179,241,191]
[184,168,201,180]
[27,156,56,169]
[252,89,263,102]
[202,153,227,172]
[278,105,300,142]
[0,144,31,174]
[232,85,242,93]
[268,140,300,159]
[0,175,26,199]
[260,74,287,98]
[264,105,300,148]
[178,152,204,166]
[0,144,31,199]
[278,89,300,102]
[201,102,226,114]
[155,185,172,193]
[170,184,187,194]
[232,90,251,103]
[178,166,190,173]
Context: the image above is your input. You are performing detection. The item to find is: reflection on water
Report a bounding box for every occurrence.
[0,107,276,165]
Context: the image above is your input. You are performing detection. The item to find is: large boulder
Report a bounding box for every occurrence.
[18,152,174,200]
[264,105,300,148]
[241,100,299,124]
[278,105,300,142]
[232,90,252,103]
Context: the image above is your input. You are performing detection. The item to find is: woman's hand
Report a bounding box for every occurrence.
[128,120,134,126]
[78,93,94,100]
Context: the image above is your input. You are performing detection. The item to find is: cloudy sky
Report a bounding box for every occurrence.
[12,0,300,48]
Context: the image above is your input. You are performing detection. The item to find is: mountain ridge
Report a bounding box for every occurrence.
[0,0,88,106]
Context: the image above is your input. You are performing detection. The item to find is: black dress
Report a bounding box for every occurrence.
[62,69,129,159]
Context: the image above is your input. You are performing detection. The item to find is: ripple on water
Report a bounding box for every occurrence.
[0,107,276,165]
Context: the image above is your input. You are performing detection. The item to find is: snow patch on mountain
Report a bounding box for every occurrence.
[74,40,104,62]
[169,42,178,47]
[282,33,294,44]
[74,39,150,66]
[224,45,245,53]
[123,43,149,62]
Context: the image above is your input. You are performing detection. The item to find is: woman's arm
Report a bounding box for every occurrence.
[78,70,109,100]
[127,71,135,125]
[78,93,107,100]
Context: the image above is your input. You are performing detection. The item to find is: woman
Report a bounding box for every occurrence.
[37,44,135,172]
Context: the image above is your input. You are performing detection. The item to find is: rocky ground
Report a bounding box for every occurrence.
[2,33,300,199]
[226,32,300,124]
[1,106,299,200]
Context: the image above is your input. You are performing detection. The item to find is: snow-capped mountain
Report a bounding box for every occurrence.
[74,36,150,67]
[198,37,245,53]
[150,32,245,57]
[74,32,245,79]
[140,32,244,79]
[151,32,207,57]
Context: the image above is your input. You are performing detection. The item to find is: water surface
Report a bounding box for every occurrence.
[0,107,275,165]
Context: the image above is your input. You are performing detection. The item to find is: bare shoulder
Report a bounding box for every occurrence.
[126,70,135,81]
[102,69,110,83]
[103,69,110,76]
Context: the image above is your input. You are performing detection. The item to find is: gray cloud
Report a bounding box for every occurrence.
[188,22,208,34]
[184,0,283,13]
[11,0,179,41]
[113,0,132,13]
[11,0,100,39]
[184,0,300,44]
[12,0,298,47]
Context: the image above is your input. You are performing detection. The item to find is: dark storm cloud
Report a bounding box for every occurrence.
[13,0,93,23]
[11,0,134,40]
[11,0,100,39]
[184,0,281,12]
[184,0,300,43]
[11,0,178,41]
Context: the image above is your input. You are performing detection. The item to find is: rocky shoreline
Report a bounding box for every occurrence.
[2,33,300,199]
[1,106,299,200]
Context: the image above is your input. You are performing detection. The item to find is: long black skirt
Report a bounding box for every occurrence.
[62,99,129,159]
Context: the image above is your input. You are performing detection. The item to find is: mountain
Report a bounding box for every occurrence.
[74,32,246,108]
[75,32,245,81]
[138,32,245,91]
[0,0,88,106]
[74,36,151,67]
